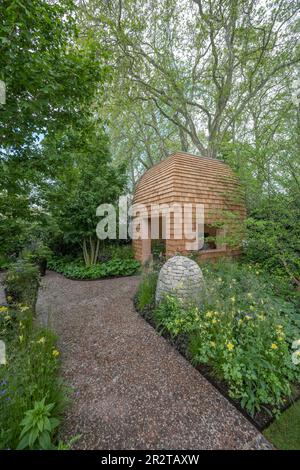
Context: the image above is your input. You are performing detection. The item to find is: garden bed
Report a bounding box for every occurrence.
[0,261,71,450]
[136,299,300,431]
[48,257,140,280]
[135,260,300,432]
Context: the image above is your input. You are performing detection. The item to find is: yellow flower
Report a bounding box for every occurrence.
[0,306,8,312]
[212,319,218,324]
[255,271,260,275]
[271,343,278,350]
[210,341,216,348]
[230,297,235,303]
[52,349,60,357]
[20,305,29,312]
[247,293,253,298]
[205,311,212,318]
[37,337,46,344]
[226,341,234,351]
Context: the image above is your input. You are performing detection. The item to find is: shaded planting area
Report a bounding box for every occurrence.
[48,257,140,280]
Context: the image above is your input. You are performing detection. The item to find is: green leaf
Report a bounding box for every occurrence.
[17,433,30,450]
[38,431,51,450]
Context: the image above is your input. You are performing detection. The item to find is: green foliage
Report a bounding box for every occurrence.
[0,305,67,450]
[0,0,113,263]
[0,0,104,149]
[264,399,300,450]
[17,398,60,450]
[147,260,300,416]
[3,261,40,312]
[101,244,135,261]
[56,434,81,450]
[43,121,126,265]
[0,255,11,270]
[93,0,299,162]
[22,240,52,264]
[0,304,20,342]
[48,257,140,279]
[188,309,298,416]
[244,196,300,288]
[136,271,158,311]
[153,296,200,337]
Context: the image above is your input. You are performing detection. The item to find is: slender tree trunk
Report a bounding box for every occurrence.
[82,237,100,266]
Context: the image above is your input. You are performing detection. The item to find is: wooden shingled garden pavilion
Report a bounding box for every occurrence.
[132,152,246,264]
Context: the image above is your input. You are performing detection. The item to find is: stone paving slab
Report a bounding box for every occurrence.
[7,271,272,449]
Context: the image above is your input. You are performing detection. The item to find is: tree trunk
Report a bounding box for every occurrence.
[82,237,100,266]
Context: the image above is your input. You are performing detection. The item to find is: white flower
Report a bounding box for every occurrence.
[292,339,300,349]
[292,350,300,365]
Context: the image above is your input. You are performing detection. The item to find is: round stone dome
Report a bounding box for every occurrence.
[155,256,205,304]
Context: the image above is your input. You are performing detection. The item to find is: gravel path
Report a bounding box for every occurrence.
[8,270,271,449]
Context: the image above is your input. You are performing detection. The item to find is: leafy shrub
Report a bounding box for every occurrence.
[48,257,140,279]
[0,255,12,270]
[22,240,52,264]
[17,398,60,450]
[102,244,134,260]
[136,271,158,311]
[189,308,299,415]
[149,260,300,416]
[244,196,300,288]
[153,295,200,337]
[3,260,40,313]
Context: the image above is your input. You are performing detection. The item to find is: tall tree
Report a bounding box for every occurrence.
[0,0,109,256]
[82,0,299,159]
[41,119,126,265]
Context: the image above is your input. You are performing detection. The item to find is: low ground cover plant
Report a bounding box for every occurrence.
[48,256,140,279]
[139,259,300,417]
[263,398,300,450]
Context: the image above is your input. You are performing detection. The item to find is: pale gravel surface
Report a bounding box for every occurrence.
[1,270,272,449]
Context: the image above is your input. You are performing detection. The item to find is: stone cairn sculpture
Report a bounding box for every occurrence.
[155,255,205,305]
